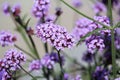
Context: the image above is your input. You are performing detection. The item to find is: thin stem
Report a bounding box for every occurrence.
[44,43,48,53]
[14,44,36,59]
[108,0,113,26]
[60,0,111,29]
[111,29,116,78]
[88,63,92,80]
[28,35,40,59]
[19,65,37,80]
[57,50,64,79]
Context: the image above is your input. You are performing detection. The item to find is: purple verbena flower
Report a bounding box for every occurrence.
[2,71,11,80]
[29,60,42,71]
[85,35,105,53]
[72,0,82,8]
[64,73,70,80]
[0,31,17,47]
[92,66,109,80]
[41,54,55,69]
[82,51,94,63]
[93,2,106,14]
[50,52,65,65]
[0,49,26,71]
[12,4,21,16]
[35,22,75,50]
[32,0,50,18]
[3,3,10,15]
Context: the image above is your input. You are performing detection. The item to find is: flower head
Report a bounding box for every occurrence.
[12,4,21,16]
[32,0,50,18]
[92,66,109,80]
[3,3,10,15]
[93,2,106,14]
[41,54,55,69]
[29,60,42,71]
[72,0,82,8]
[86,35,105,53]
[0,49,26,71]
[0,31,17,47]
[36,22,75,50]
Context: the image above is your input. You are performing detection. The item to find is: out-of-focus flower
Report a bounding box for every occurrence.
[100,0,119,6]
[72,0,82,8]
[64,73,70,80]
[92,66,109,80]
[35,22,75,50]
[115,77,120,80]
[2,71,11,80]
[12,4,21,16]
[93,2,106,14]
[26,27,34,35]
[72,18,92,41]
[32,0,50,18]
[50,52,65,65]
[45,15,56,23]
[82,51,94,63]
[0,31,17,47]
[72,16,110,41]
[55,7,63,16]
[3,3,10,15]
[41,54,55,69]
[29,60,42,71]
[86,35,105,53]
[72,75,82,80]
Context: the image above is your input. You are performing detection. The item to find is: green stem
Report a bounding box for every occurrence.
[14,44,36,59]
[57,50,64,79]
[108,0,113,26]
[44,43,48,53]
[19,65,37,80]
[111,29,116,78]
[60,0,111,29]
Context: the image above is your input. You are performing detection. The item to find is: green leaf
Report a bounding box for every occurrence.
[25,18,31,28]
[77,28,107,46]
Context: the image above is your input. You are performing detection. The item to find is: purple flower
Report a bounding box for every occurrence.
[41,54,55,69]
[0,31,17,47]
[72,75,82,80]
[29,60,42,71]
[50,52,65,65]
[72,0,82,8]
[0,49,26,71]
[86,35,105,53]
[12,4,21,16]
[2,71,11,80]
[72,18,92,41]
[0,70,4,80]
[64,73,70,80]
[93,2,106,14]
[82,51,94,63]
[92,66,109,80]
[115,77,120,80]
[35,22,75,50]
[32,0,50,18]
[3,3,10,15]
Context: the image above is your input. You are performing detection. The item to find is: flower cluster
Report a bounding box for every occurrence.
[32,0,50,18]
[3,3,21,16]
[93,2,106,14]
[0,49,26,79]
[0,31,17,47]
[29,52,65,70]
[72,0,82,8]
[36,22,75,50]
[92,66,109,80]
[29,60,42,71]
[72,16,110,41]
[85,35,105,53]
